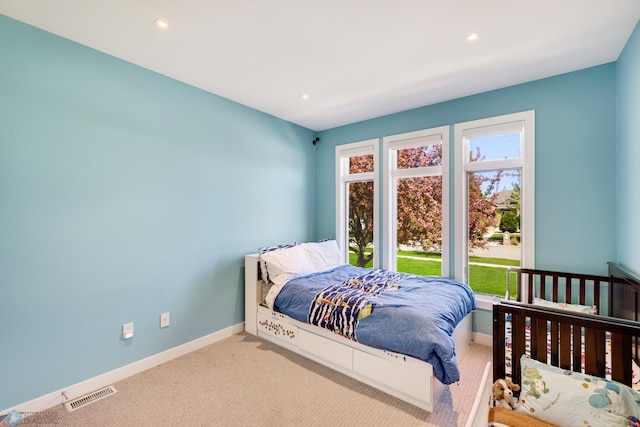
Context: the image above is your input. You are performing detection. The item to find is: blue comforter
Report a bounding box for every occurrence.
[273,264,476,384]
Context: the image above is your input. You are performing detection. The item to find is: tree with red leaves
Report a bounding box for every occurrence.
[347,147,498,267]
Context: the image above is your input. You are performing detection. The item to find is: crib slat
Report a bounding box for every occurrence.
[512,313,526,386]
[584,328,596,375]
[572,325,582,372]
[559,323,571,369]
[549,321,559,366]
[533,318,547,363]
[595,330,606,377]
[610,332,632,384]
[584,328,607,377]
[493,309,506,384]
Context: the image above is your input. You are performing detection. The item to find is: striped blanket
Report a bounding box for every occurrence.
[308,269,402,340]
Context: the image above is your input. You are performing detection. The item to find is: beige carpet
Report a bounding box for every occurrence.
[37,333,492,426]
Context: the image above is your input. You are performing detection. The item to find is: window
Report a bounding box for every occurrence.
[382,127,450,275]
[333,111,533,298]
[454,111,535,297]
[336,139,379,267]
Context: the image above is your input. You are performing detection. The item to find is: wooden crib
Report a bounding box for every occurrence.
[494,262,640,387]
[481,262,640,426]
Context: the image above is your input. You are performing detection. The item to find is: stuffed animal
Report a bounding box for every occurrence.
[492,378,520,410]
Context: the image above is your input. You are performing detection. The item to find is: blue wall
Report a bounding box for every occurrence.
[616,21,640,273]
[315,64,618,336]
[0,15,315,408]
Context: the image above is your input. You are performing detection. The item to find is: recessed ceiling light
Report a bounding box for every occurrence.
[465,32,480,42]
[154,18,168,29]
[301,94,309,100]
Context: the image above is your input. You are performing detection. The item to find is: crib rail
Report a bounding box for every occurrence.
[506,267,609,313]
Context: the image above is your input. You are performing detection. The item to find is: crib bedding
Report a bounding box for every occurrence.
[271,264,476,384]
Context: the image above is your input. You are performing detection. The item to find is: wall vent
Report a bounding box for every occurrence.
[64,386,118,412]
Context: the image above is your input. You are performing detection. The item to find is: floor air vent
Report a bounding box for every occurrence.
[64,386,118,412]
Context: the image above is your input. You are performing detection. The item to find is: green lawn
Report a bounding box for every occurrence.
[349,251,518,296]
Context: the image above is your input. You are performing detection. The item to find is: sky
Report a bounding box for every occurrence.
[470,132,521,194]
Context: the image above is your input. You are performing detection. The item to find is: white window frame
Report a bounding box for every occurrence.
[454,111,535,298]
[382,126,450,274]
[335,139,379,266]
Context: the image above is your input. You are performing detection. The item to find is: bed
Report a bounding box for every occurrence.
[244,240,475,412]
[471,262,640,426]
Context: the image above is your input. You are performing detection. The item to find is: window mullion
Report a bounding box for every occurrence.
[344,172,375,183]
[392,166,442,179]
[464,158,522,172]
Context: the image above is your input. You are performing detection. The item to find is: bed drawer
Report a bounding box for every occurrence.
[298,329,352,370]
[353,349,432,403]
[256,312,298,344]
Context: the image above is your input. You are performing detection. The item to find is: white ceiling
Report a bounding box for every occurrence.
[2,1,639,131]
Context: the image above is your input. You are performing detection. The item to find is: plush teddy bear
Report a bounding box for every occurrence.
[492,378,520,410]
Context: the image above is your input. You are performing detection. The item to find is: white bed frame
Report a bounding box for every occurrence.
[244,253,472,412]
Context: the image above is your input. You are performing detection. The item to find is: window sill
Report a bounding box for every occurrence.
[474,293,504,311]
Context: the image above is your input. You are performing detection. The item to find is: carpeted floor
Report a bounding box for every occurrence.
[37,333,492,426]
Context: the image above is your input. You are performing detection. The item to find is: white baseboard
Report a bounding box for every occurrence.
[1,322,245,415]
[472,331,492,347]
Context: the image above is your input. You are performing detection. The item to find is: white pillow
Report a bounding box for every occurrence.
[300,240,343,272]
[258,242,297,283]
[260,244,315,287]
[532,297,597,315]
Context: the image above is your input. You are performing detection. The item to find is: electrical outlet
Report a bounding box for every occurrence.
[122,322,134,339]
[160,312,170,328]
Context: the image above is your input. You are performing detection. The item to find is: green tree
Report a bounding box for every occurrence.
[499,183,521,233]
[506,183,521,214]
[499,211,519,233]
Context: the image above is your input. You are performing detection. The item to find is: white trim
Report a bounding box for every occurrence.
[392,166,442,179]
[442,128,451,276]
[382,137,394,269]
[453,124,467,281]
[1,323,245,415]
[382,126,449,274]
[521,111,535,269]
[464,158,523,173]
[344,172,375,182]
[461,119,525,140]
